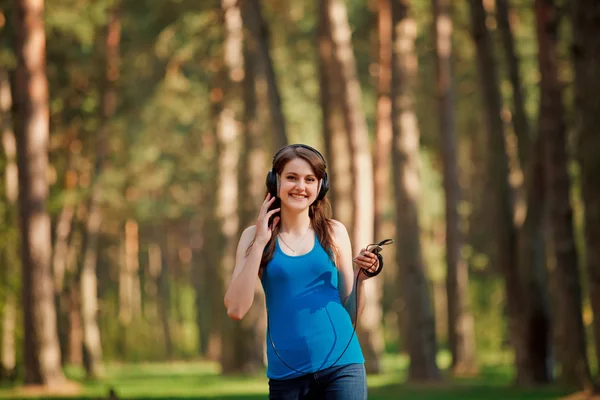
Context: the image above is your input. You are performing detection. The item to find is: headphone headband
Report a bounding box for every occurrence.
[272,144,326,168]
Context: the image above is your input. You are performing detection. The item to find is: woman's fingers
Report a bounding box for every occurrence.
[254,194,279,243]
[355,251,379,272]
[260,195,275,213]
[266,208,281,219]
[260,193,271,209]
[355,249,376,262]
[257,195,277,226]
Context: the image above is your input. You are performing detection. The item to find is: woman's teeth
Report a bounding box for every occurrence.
[290,194,306,199]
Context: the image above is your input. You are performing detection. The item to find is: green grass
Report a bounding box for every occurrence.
[0,354,577,400]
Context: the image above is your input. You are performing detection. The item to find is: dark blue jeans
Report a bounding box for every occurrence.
[268,363,367,399]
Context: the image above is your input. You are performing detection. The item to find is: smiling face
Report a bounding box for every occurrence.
[278,157,320,211]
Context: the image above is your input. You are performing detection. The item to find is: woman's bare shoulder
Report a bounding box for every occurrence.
[240,225,257,242]
[330,219,348,235]
[329,219,351,246]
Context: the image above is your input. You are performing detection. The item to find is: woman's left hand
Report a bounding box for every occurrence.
[353,248,379,281]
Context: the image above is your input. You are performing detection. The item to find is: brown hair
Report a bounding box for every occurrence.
[247,146,337,273]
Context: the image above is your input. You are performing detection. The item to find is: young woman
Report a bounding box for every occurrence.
[224,144,380,399]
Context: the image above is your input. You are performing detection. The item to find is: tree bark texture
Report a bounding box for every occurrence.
[572,0,600,376]
[535,0,592,389]
[317,0,353,229]
[219,0,243,374]
[202,69,228,362]
[497,0,553,384]
[468,0,540,385]
[13,0,65,385]
[374,0,393,241]
[495,0,531,165]
[240,0,287,150]
[231,15,270,372]
[391,0,441,382]
[157,234,174,359]
[52,154,77,367]
[432,0,477,376]
[79,2,121,379]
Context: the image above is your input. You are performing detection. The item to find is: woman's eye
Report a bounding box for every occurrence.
[307,178,316,183]
[287,176,296,181]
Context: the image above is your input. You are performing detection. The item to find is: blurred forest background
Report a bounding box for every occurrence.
[1,0,600,398]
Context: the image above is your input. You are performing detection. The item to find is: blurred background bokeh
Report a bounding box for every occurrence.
[1,0,599,399]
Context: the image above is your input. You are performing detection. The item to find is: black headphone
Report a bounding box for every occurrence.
[265,144,329,200]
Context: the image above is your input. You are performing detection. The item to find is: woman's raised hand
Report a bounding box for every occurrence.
[353,248,380,281]
[255,193,280,245]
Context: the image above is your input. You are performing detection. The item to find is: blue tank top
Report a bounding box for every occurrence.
[261,234,364,380]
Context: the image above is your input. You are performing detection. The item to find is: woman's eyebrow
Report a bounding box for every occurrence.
[284,172,316,177]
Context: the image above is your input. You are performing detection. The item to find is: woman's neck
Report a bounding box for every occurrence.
[279,208,311,235]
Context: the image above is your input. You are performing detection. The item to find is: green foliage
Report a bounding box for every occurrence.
[99,279,200,362]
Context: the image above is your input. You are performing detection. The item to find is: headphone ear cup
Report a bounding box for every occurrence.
[317,173,329,200]
[266,170,278,197]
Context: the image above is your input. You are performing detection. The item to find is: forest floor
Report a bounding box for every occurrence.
[0,353,580,400]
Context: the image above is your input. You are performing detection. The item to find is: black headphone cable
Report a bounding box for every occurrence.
[266,239,394,376]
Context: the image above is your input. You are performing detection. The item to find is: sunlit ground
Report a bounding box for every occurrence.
[0,352,577,399]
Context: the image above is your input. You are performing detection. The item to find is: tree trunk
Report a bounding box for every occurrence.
[216,103,241,374]
[53,206,76,366]
[391,0,441,382]
[79,4,120,378]
[67,285,83,366]
[240,0,287,149]
[322,0,383,373]
[374,0,394,246]
[432,0,477,376]
[237,8,271,371]
[495,0,532,165]
[156,232,173,359]
[468,0,537,385]
[52,134,78,298]
[496,0,554,383]
[190,210,210,357]
[119,219,141,326]
[374,0,397,323]
[572,0,600,378]
[52,206,75,296]
[201,69,228,362]
[219,0,243,374]
[0,68,17,381]
[13,0,65,385]
[79,198,104,379]
[535,0,592,389]
[463,114,494,275]
[59,218,83,366]
[519,135,554,382]
[317,0,353,229]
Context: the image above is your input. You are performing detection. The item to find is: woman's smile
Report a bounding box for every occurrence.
[289,193,308,200]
